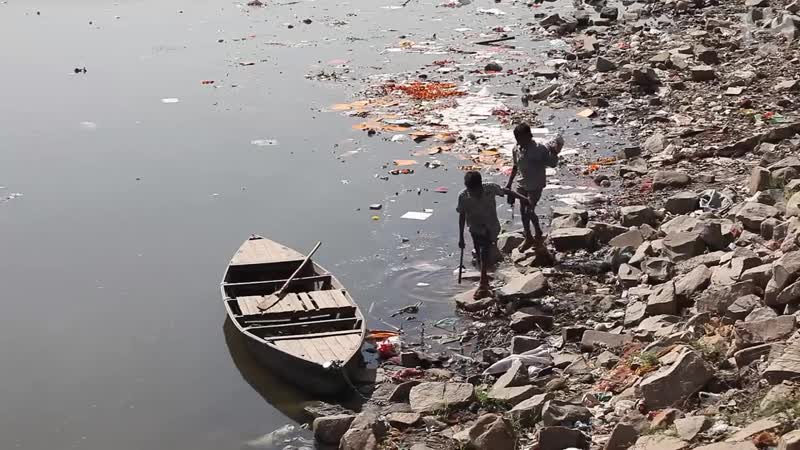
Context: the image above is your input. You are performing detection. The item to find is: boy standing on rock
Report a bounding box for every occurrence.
[506,123,564,251]
[458,171,530,299]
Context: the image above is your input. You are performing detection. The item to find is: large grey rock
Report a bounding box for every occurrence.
[778,430,800,450]
[409,382,475,413]
[619,263,642,287]
[551,213,586,229]
[735,202,780,232]
[539,426,590,450]
[675,416,710,442]
[643,132,666,154]
[747,306,778,322]
[661,215,700,235]
[643,257,673,283]
[510,336,542,354]
[550,227,595,251]
[497,232,525,254]
[675,264,712,299]
[610,230,644,249]
[313,414,356,444]
[712,255,763,286]
[666,192,700,214]
[581,330,632,351]
[734,316,796,347]
[455,288,495,312]
[750,167,773,195]
[653,171,691,190]
[691,65,716,82]
[340,428,378,450]
[498,272,547,300]
[588,221,628,243]
[462,414,515,450]
[510,307,553,332]
[726,294,761,321]
[632,435,688,450]
[541,400,591,426]
[596,56,618,73]
[492,359,527,391]
[621,205,657,227]
[638,349,712,409]
[605,423,639,450]
[741,263,773,288]
[625,300,648,326]
[386,412,420,429]
[694,443,757,450]
[637,314,682,338]
[663,232,706,262]
[777,278,800,305]
[646,282,678,315]
[507,393,553,427]
[765,251,800,305]
[694,221,726,251]
[696,281,759,315]
[788,192,800,218]
[734,343,775,368]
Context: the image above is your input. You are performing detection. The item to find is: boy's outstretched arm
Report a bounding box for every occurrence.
[505,165,518,190]
[458,212,466,249]
[501,188,530,206]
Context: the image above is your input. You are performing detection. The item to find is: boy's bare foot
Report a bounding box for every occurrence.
[518,238,535,252]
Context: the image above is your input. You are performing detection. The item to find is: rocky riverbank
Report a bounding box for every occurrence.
[300,0,800,447]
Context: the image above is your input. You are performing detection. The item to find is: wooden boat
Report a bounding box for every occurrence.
[221,235,366,396]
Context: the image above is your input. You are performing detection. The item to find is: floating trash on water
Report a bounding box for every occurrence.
[369,204,382,210]
[434,186,449,193]
[390,134,407,142]
[1,192,23,203]
[393,159,417,166]
[341,179,350,184]
[401,211,432,220]
[476,7,506,15]
[161,98,180,104]
[416,282,430,287]
[425,160,443,169]
[371,215,381,221]
[79,121,97,130]
[251,139,279,146]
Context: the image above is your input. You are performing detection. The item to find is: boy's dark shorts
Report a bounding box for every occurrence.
[517,188,543,208]
[471,232,496,263]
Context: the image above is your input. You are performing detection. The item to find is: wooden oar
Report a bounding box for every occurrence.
[458,246,464,284]
[258,241,322,311]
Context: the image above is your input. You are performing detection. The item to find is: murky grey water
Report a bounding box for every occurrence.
[0,0,624,448]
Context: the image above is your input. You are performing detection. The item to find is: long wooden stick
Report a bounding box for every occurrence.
[258,241,322,310]
[458,247,464,284]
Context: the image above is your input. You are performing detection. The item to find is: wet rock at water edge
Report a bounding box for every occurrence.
[621,205,657,227]
[409,382,475,413]
[665,192,700,214]
[550,227,595,251]
[313,414,356,444]
[653,171,691,190]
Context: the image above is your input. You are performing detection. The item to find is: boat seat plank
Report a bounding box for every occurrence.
[267,329,363,342]
[330,290,352,307]
[272,333,361,363]
[236,290,356,318]
[223,275,333,298]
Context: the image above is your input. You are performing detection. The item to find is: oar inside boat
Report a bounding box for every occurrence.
[257,241,322,311]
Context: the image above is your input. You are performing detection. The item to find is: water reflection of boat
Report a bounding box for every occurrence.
[223,317,312,423]
[220,235,367,395]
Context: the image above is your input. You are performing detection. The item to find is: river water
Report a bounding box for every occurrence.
[0,0,621,448]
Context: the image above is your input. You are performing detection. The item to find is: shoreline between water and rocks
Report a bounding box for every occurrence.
[282,0,800,446]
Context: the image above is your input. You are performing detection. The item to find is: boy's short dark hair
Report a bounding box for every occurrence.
[514,122,532,141]
[464,171,482,189]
